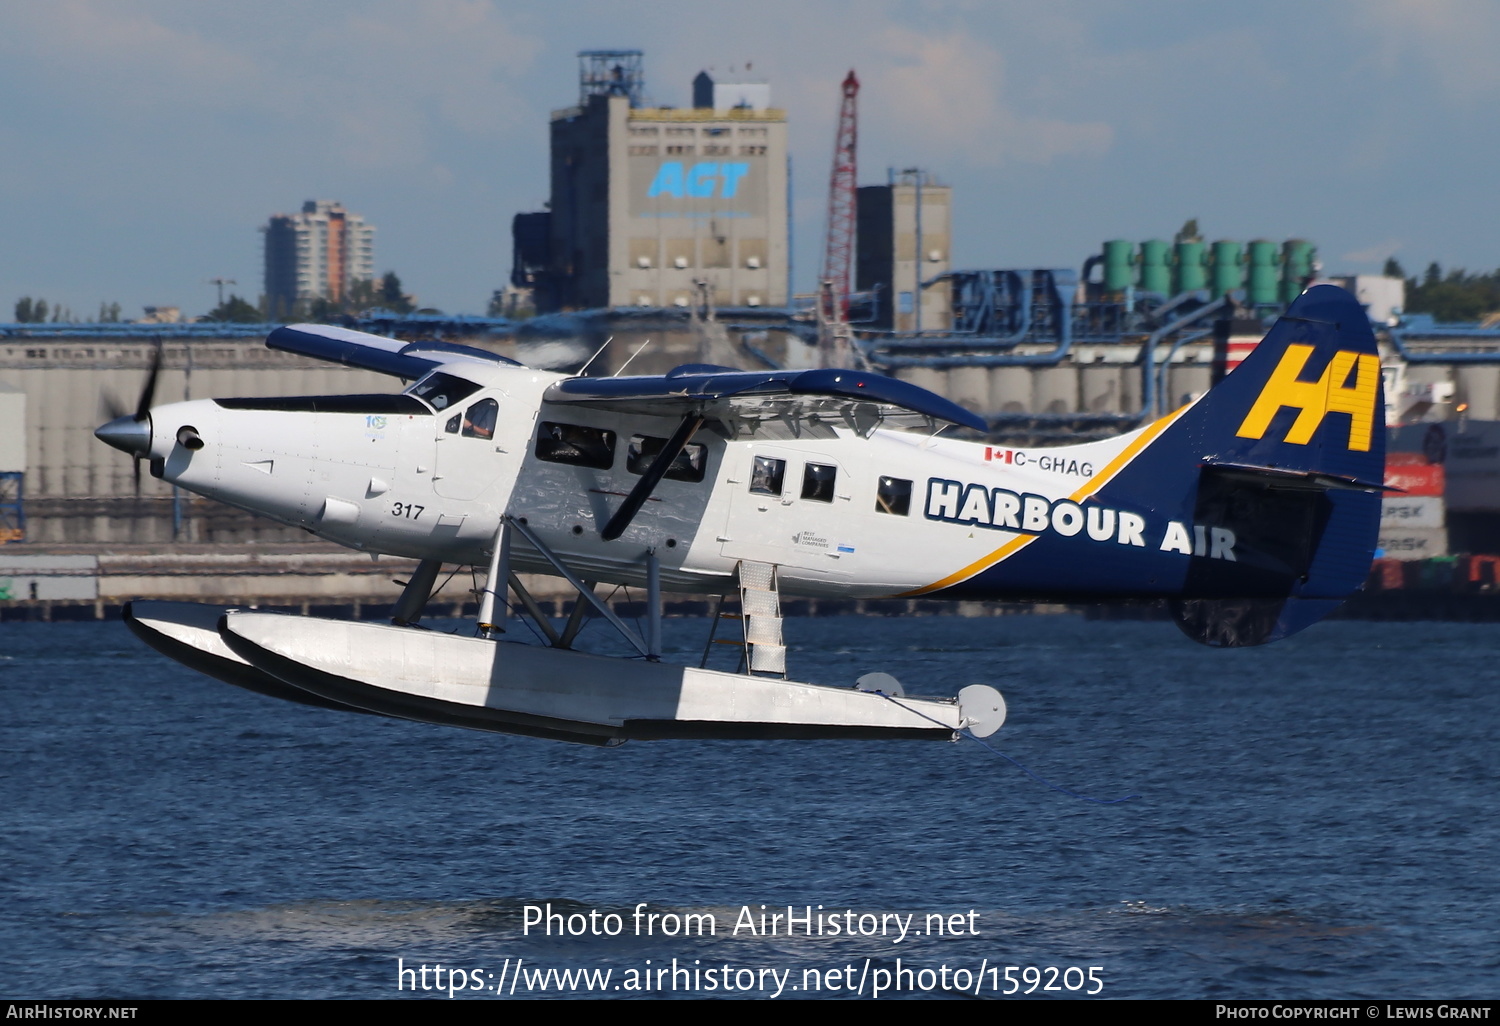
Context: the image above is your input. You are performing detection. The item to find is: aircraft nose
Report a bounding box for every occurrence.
[95,414,152,456]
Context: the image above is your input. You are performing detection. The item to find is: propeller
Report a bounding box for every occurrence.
[98,390,129,423]
[95,337,164,494]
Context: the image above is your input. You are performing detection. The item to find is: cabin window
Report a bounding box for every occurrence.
[876,476,912,516]
[462,399,497,440]
[408,372,481,411]
[627,435,708,482]
[749,456,785,496]
[801,463,837,503]
[535,422,616,469]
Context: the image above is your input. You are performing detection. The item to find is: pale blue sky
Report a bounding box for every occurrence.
[1,0,1495,318]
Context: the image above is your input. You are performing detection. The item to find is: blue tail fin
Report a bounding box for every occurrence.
[1161,284,1385,644]
[921,285,1383,645]
[1191,283,1384,485]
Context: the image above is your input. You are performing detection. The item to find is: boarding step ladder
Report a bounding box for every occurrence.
[737,560,786,677]
[701,561,786,678]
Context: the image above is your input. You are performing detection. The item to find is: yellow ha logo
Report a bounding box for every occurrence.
[1236,344,1380,451]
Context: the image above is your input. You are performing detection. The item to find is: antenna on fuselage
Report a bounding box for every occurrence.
[612,338,651,377]
[918,418,953,448]
[577,336,614,376]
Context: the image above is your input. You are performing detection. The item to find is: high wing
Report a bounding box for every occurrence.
[266,327,984,435]
[267,323,522,380]
[543,364,988,436]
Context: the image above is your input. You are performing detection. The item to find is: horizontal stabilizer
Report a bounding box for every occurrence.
[1198,459,1388,493]
[267,323,520,379]
[545,366,988,433]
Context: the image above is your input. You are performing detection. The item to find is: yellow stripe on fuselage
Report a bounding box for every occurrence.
[901,406,1189,596]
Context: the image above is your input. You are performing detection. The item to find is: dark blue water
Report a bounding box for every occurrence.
[2,615,1497,999]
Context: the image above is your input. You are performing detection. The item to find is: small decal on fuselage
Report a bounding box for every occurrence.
[982,447,1093,477]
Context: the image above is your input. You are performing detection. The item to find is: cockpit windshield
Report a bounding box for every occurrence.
[407,372,482,412]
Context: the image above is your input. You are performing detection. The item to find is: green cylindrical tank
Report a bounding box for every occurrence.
[1246,239,1279,305]
[1173,240,1207,294]
[1281,239,1316,302]
[1208,240,1244,298]
[1138,239,1170,294]
[1103,240,1136,292]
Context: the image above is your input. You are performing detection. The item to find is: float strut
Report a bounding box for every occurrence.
[391,558,443,626]
[476,519,511,637]
[506,516,651,657]
[646,549,662,661]
[506,572,561,646]
[557,580,597,649]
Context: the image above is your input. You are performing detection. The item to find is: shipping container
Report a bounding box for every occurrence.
[1390,421,1500,511]
[1380,496,1445,529]
[1369,558,1405,590]
[1385,463,1445,496]
[1376,528,1449,560]
[1465,554,1500,587]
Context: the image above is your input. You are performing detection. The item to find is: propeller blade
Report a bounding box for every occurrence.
[96,338,164,491]
[98,390,128,423]
[135,336,163,422]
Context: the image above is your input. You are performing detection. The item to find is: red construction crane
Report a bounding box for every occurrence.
[820,70,859,324]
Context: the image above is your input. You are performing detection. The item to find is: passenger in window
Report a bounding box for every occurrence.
[561,424,606,463]
[750,456,785,495]
[628,435,708,482]
[802,463,836,503]
[535,422,616,469]
[876,476,912,516]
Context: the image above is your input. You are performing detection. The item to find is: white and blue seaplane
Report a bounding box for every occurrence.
[97,285,1385,746]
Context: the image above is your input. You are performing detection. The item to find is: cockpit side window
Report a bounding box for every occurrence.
[876,476,912,516]
[801,463,837,503]
[535,422,616,469]
[462,398,498,440]
[749,456,785,496]
[408,372,482,412]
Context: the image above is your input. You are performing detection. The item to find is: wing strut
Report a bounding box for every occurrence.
[601,413,706,541]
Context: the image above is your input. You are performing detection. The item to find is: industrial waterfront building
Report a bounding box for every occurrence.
[527,52,789,313]
[856,170,953,332]
[262,200,375,318]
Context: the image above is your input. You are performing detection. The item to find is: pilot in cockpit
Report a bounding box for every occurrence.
[462,398,498,440]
